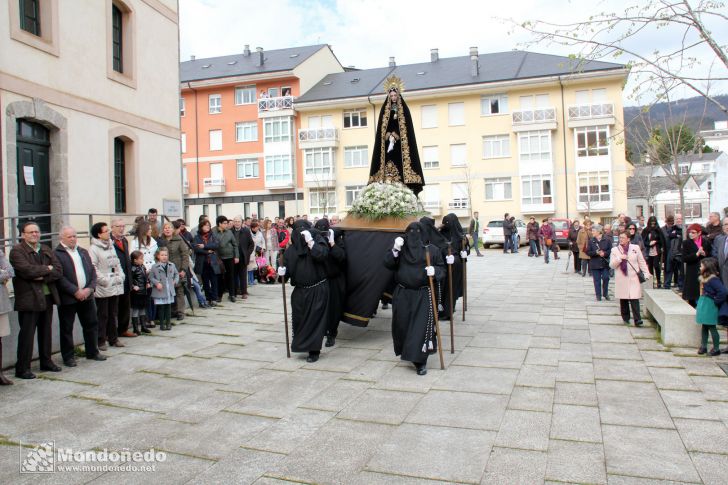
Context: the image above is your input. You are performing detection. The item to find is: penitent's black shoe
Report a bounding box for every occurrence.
[325,336,335,347]
[87,354,107,361]
[15,371,36,379]
[306,352,320,363]
[381,303,389,310]
[416,365,428,376]
[40,364,62,372]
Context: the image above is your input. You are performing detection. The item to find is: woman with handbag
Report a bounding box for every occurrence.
[610,230,651,326]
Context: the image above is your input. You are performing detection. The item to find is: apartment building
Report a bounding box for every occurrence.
[294,48,630,224]
[1,0,182,238]
[180,44,343,223]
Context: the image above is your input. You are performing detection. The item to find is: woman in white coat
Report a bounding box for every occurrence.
[89,222,126,348]
[609,230,651,326]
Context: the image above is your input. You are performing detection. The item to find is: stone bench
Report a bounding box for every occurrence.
[643,288,700,347]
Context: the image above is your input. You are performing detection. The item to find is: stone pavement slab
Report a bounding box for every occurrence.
[480,447,548,485]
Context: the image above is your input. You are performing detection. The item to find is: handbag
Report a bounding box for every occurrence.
[545,238,553,247]
[625,257,647,284]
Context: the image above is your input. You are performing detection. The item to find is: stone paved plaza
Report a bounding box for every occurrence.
[1,250,728,484]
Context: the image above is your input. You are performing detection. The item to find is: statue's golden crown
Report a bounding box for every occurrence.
[383,75,404,94]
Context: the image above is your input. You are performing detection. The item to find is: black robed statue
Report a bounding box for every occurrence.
[368,76,425,195]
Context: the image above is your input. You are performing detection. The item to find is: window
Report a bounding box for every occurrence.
[20,0,40,35]
[481,94,508,115]
[635,205,644,218]
[448,102,465,126]
[343,109,367,128]
[521,175,553,204]
[113,138,126,213]
[519,94,550,109]
[310,189,336,214]
[450,144,467,166]
[344,146,367,168]
[308,115,333,128]
[421,105,437,128]
[304,148,334,178]
[209,130,222,151]
[268,87,279,98]
[576,126,609,157]
[345,185,365,207]
[111,4,123,72]
[209,94,221,114]
[180,133,186,154]
[235,121,257,142]
[518,130,552,161]
[236,158,259,179]
[235,85,256,105]
[483,135,510,158]
[578,171,611,203]
[179,98,185,117]
[265,155,292,183]
[451,182,469,208]
[263,117,291,142]
[423,146,439,169]
[665,203,702,219]
[421,184,440,209]
[484,177,512,200]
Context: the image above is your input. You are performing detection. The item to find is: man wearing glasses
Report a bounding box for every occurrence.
[110,219,134,338]
[9,222,63,379]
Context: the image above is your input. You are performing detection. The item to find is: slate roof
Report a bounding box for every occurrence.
[627,176,680,198]
[180,44,333,82]
[296,50,626,103]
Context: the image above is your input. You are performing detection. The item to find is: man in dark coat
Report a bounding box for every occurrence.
[280,220,329,362]
[503,213,513,253]
[55,226,107,367]
[110,218,134,337]
[314,218,346,347]
[384,222,445,376]
[9,222,63,379]
[231,216,255,299]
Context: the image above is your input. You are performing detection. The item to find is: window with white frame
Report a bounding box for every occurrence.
[518,130,552,161]
[665,203,702,219]
[451,182,469,208]
[180,133,187,154]
[263,117,291,142]
[304,148,334,178]
[423,146,439,169]
[234,85,256,105]
[236,158,259,179]
[265,155,292,183]
[481,94,508,115]
[577,171,611,203]
[575,126,609,157]
[421,184,440,208]
[519,94,550,109]
[421,105,438,128]
[344,146,367,168]
[235,121,258,142]
[209,94,221,114]
[450,143,467,166]
[308,115,333,128]
[448,102,465,126]
[483,135,510,158]
[310,189,337,214]
[345,185,365,207]
[343,109,367,128]
[484,177,512,200]
[521,174,553,204]
[209,129,222,151]
[180,98,185,117]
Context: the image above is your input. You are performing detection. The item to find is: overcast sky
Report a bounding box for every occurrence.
[179,0,727,106]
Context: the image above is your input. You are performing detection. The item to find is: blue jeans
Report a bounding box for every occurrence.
[503,236,511,253]
[190,278,207,306]
[472,234,482,255]
[543,242,550,263]
[511,233,519,252]
[529,240,538,256]
[592,268,610,300]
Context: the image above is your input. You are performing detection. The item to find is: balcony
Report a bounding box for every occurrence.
[298,127,339,148]
[448,198,470,216]
[258,96,295,118]
[423,200,441,215]
[265,176,295,189]
[303,169,336,187]
[567,103,616,128]
[511,107,558,132]
[182,180,189,195]
[203,177,225,194]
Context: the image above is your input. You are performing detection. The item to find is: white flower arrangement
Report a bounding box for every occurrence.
[348,182,425,220]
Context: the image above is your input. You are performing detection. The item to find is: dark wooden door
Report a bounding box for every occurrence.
[16,120,51,235]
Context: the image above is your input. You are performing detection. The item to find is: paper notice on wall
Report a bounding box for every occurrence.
[23,166,35,186]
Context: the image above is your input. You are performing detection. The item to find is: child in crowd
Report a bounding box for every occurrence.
[259,263,277,284]
[187,255,209,309]
[130,251,152,334]
[247,248,260,286]
[695,257,727,356]
[149,248,179,331]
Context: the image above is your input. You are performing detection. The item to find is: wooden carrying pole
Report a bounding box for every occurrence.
[447,244,455,353]
[462,237,468,321]
[425,250,445,370]
[279,253,291,358]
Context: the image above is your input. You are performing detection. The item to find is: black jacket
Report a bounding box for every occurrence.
[232,226,255,266]
[9,242,62,311]
[586,237,613,270]
[111,235,132,292]
[54,244,98,306]
[130,264,149,309]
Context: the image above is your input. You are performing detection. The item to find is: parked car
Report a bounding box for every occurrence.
[482,219,527,248]
[550,218,572,248]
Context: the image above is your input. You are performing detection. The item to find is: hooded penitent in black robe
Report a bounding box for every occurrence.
[368,89,425,195]
[383,222,445,364]
[420,216,449,314]
[283,220,330,353]
[439,213,470,318]
[314,218,346,339]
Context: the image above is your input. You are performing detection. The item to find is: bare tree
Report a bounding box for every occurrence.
[510,0,728,115]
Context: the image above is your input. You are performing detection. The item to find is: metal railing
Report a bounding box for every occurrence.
[567,103,614,120]
[298,127,338,142]
[258,95,295,112]
[512,107,556,124]
[448,199,469,210]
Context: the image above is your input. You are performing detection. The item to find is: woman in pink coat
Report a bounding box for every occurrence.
[609,231,651,326]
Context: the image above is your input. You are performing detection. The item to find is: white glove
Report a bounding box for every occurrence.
[425,266,435,277]
[460,250,468,259]
[387,135,395,153]
[328,229,335,245]
[393,237,404,251]
[301,230,313,243]
[277,266,286,276]
[446,255,455,265]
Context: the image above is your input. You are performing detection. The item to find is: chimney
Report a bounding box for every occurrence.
[190,55,195,61]
[469,46,479,77]
[243,44,250,56]
[389,56,396,67]
[256,47,264,67]
[430,48,439,62]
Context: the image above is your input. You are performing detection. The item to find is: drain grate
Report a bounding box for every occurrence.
[719,363,728,377]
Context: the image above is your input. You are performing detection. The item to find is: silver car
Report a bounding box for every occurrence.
[481,219,527,248]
